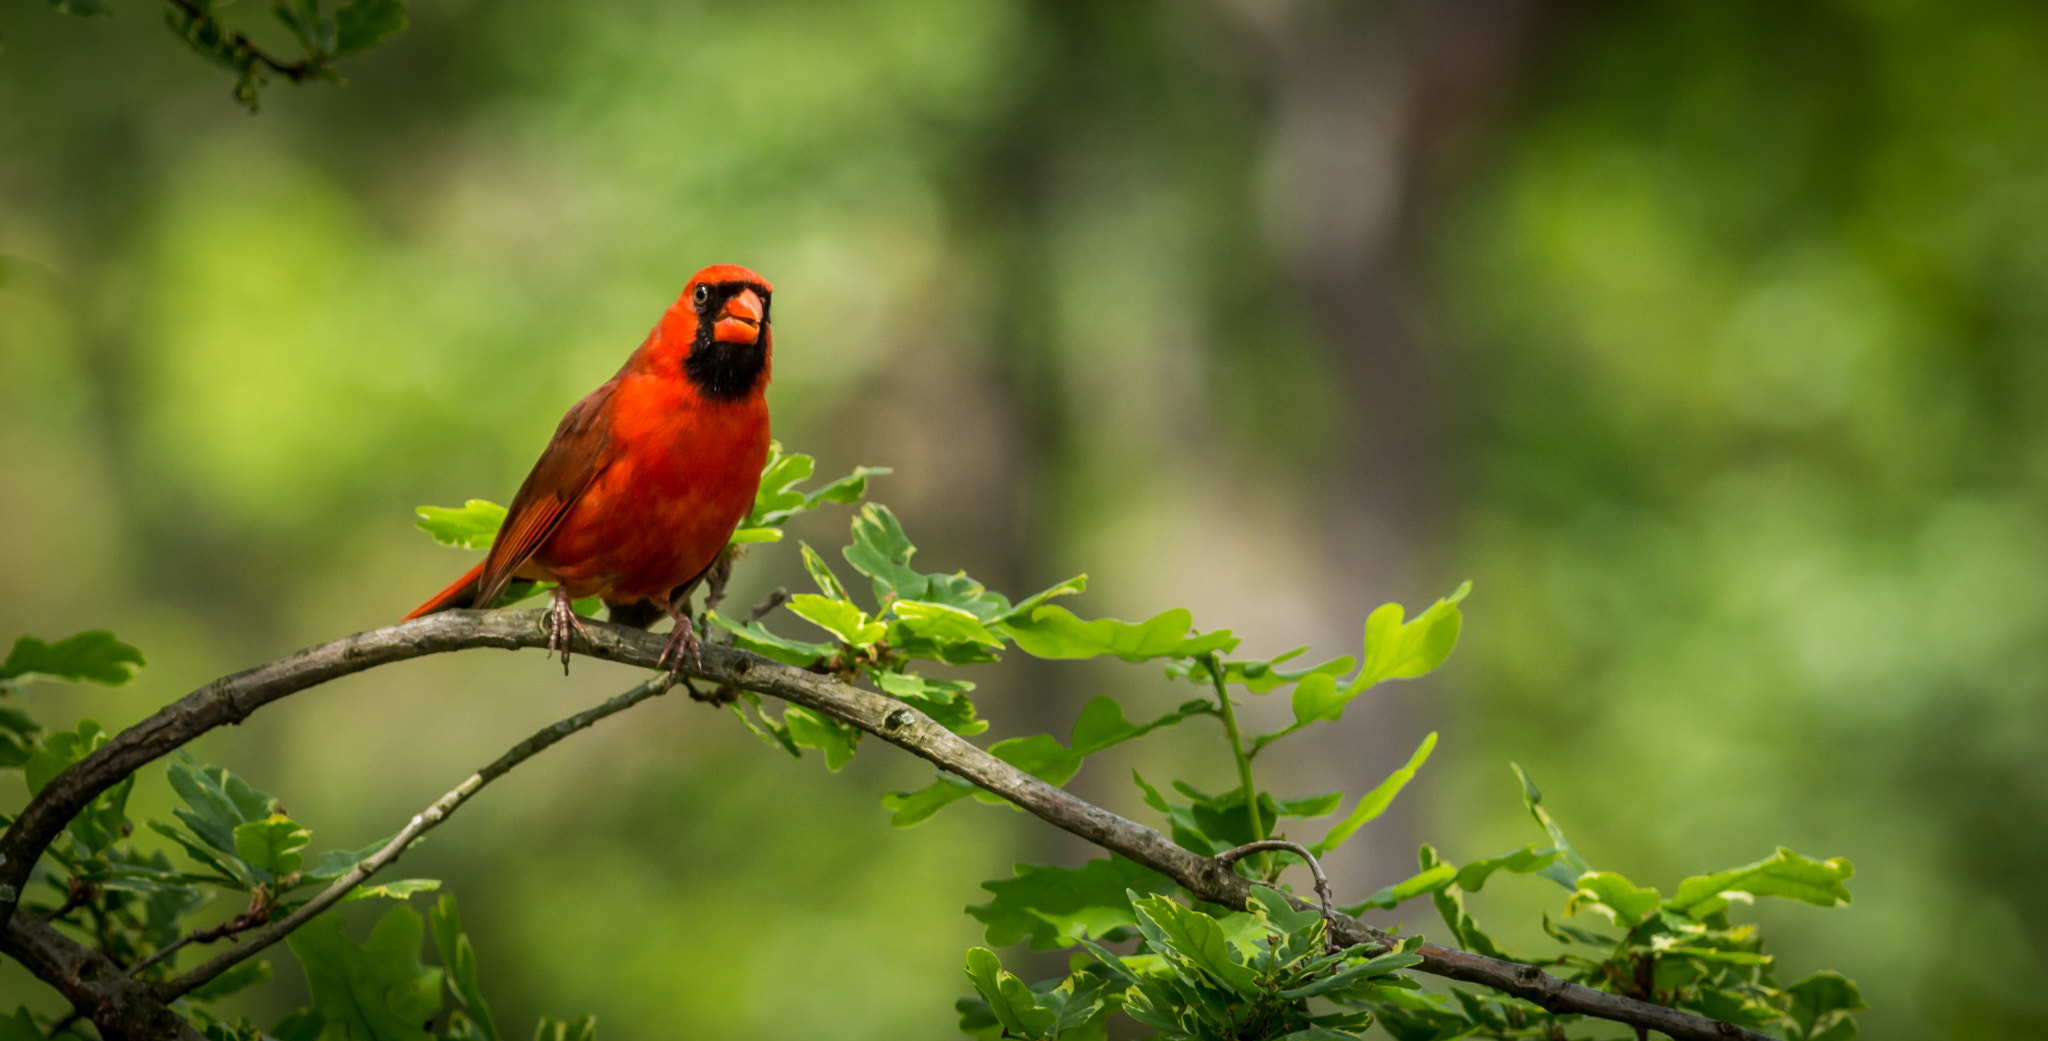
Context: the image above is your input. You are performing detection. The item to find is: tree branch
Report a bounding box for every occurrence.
[0,610,1772,1041]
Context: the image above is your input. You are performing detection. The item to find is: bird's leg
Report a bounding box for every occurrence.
[700,547,737,616]
[654,593,702,676]
[545,586,592,674]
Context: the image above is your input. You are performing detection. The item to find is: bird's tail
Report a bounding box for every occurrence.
[402,561,487,621]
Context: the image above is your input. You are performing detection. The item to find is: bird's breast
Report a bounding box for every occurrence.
[535,374,769,600]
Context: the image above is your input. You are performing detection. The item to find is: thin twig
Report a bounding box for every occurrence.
[744,587,790,624]
[156,673,673,1000]
[700,549,737,616]
[160,0,324,82]
[125,892,272,978]
[37,879,97,923]
[1216,840,1339,953]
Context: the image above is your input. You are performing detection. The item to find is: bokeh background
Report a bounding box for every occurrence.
[5,1,2046,1038]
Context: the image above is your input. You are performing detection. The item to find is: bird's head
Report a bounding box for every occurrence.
[669,264,773,401]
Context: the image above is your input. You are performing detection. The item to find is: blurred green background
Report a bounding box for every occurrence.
[4,1,2045,1038]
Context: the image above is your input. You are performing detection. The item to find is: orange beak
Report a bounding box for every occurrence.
[714,288,765,345]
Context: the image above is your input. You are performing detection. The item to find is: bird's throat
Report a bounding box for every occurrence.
[683,336,769,402]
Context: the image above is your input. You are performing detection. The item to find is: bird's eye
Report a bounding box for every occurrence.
[693,284,711,309]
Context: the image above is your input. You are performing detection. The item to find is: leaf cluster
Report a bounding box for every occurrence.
[45,0,409,110]
[0,633,597,1041]
[961,888,1424,1041]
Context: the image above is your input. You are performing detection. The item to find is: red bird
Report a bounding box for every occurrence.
[403,264,774,671]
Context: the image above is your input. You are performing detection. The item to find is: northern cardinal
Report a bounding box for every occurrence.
[403,264,774,671]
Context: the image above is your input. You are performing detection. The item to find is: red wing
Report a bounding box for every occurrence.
[473,377,620,608]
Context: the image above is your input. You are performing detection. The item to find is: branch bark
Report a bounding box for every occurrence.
[0,610,1771,1041]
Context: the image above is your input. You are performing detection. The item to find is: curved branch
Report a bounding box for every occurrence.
[1216,840,1338,953]
[0,610,1771,1041]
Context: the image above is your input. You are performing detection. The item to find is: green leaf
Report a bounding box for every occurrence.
[843,503,925,603]
[998,605,1235,662]
[891,600,1005,648]
[333,0,407,55]
[747,443,888,531]
[167,757,279,855]
[726,527,783,545]
[1787,972,1866,1039]
[786,594,885,647]
[999,575,1088,623]
[1066,696,1205,755]
[1128,894,1262,995]
[963,948,1055,1040]
[1342,862,1457,913]
[881,773,976,827]
[1287,672,1344,728]
[71,773,133,853]
[790,544,849,602]
[1423,846,1516,961]
[1278,950,1425,998]
[1172,647,1355,694]
[24,719,105,796]
[783,706,859,771]
[273,0,336,57]
[269,1010,327,1041]
[1,631,145,685]
[190,959,273,1003]
[1454,844,1561,892]
[339,878,442,903]
[1665,848,1855,918]
[1510,765,1593,888]
[705,611,834,667]
[0,713,37,770]
[968,856,1177,949]
[147,820,251,888]
[0,1007,59,1041]
[1271,791,1345,818]
[286,907,444,1041]
[805,465,890,508]
[752,444,817,518]
[1313,732,1436,854]
[1350,582,1470,692]
[1567,872,1662,929]
[1540,912,1616,948]
[989,734,1082,787]
[431,897,503,1041]
[919,572,1014,623]
[414,501,505,550]
[234,815,312,878]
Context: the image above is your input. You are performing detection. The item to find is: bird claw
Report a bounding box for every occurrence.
[546,589,591,675]
[656,620,701,678]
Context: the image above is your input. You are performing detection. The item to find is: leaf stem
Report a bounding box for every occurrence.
[1205,653,1269,870]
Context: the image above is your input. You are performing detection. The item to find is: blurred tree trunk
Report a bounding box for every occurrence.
[927,0,1551,904]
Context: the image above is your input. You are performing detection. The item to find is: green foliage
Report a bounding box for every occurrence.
[968,856,1178,950]
[0,440,1864,1040]
[1,630,145,686]
[415,501,508,550]
[962,888,1421,1041]
[124,0,411,110]
[288,907,445,1041]
[1312,732,1436,855]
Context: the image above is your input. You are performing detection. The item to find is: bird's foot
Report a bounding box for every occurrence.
[656,619,701,678]
[545,587,591,674]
